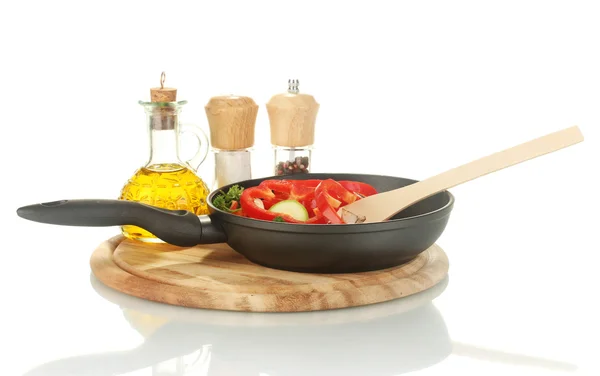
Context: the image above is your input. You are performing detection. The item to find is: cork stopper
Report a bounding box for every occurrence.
[150,72,177,102]
[205,95,258,150]
[266,79,319,147]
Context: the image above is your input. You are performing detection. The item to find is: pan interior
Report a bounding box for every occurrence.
[209,173,452,222]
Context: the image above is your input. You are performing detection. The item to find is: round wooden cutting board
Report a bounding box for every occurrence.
[90,235,449,312]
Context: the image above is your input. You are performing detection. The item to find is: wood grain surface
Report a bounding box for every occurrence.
[343,125,584,223]
[204,95,258,150]
[90,235,449,312]
[266,92,319,147]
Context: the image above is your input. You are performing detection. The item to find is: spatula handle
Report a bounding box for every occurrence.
[369,126,584,221]
[407,125,582,198]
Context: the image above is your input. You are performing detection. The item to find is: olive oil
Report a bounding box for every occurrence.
[119,163,210,242]
[119,73,211,242]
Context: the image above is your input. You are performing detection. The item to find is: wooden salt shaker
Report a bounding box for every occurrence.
[205,95,258,189]
[266,79,319,175]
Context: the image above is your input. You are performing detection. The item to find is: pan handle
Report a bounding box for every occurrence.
[16,199,227,247]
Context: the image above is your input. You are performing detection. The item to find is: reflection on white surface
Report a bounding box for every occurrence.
[150,345,212,376]
[24,275,452,376]
[22,274,579,376]
[451,342,577,372]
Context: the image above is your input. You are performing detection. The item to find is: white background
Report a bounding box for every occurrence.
[1,1,599,375]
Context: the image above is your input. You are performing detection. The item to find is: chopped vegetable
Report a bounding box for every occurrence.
[217,178,377,225]
[240,186,327,224]
[340,207,366,224]
[212,185,244,213]
[240,186,283,221]
[258,180,292,209]
[268,200,309,221]
[314,179,357,224]
[338,181,378,197]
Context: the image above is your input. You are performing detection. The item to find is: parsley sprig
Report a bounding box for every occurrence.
[212,185,244,212]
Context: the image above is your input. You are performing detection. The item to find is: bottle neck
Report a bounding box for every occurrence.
[146,109,182,169]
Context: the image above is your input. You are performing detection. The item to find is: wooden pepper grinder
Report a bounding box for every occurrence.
[266,79,320,175]
[205,95,258,189]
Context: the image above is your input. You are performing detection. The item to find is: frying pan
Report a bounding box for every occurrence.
[16,173,454,273]
[16,126,583,273]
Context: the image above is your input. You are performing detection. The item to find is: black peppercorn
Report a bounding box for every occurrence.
[275,156,310,175]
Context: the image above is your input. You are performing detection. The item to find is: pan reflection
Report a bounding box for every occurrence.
[24,276,451,376]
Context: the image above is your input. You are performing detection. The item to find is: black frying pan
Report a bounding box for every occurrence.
[16,173,454,273]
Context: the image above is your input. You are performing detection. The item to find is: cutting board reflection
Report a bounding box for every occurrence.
[90,236,449,312]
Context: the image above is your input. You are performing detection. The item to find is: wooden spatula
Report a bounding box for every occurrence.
[339,126,584,224]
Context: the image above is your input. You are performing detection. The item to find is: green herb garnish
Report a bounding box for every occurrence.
[212,185,244,212]
[273,216,286,222]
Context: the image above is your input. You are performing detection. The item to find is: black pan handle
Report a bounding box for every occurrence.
[16,199,227,247]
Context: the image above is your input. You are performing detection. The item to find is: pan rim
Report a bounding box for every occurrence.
[207,173,455,233]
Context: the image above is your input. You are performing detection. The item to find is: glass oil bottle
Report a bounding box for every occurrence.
[266,79,320,176]
[119,73,210,242]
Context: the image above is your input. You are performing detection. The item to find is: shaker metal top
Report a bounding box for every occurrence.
[288,79,300,94]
